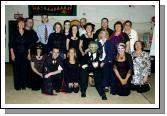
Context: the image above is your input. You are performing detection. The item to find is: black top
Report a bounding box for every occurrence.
[47,32,66,54]
[95,28,114,39]
[9,30,30,54]
[80,34,96,52]
[43,54,63,76]
[25,29,38,50]
[113,53,134,79]
[69,37,80,53]
[63,59,80,83]
[31,54,47,73]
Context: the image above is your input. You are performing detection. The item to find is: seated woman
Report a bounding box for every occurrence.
[113,43,133,96]
[131,41,151,93]
[30,43,47,90]
[64,48,80,93]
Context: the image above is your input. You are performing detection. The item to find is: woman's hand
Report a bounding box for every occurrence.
[81,52,85,56]
[85,48,90,54]
[39,73,43,78]
[120,78,127,85]
[143,76,148,83]
[27,53,31,60]
[11,54,15,61]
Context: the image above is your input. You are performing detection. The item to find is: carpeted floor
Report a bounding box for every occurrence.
[5,64,155,104]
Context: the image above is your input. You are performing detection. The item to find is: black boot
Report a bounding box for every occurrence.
[81,92,86,97]
[102,95,107,100]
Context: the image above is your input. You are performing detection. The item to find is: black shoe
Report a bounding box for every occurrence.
[102,95,107,100]
[15,88,21,91]
[110,91,117,95]
[55,90,60,93]
[81,93,86,97]
[21,87,26,90]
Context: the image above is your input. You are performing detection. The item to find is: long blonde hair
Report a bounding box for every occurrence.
[67,48,77,60]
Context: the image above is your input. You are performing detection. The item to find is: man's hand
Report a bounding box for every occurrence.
[44,73,51,78]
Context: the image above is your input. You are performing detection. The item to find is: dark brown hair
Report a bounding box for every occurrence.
[123,20,132,27]
[69,25,79,37]
[134,40,145,51]
[84,22,95,32]
[114,21,123,32]
[101,18,109,23]
[53,22,63,33]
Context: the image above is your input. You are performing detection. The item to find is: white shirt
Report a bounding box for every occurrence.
[88,52,97,60]
[99,39,107,61]
[124,29,138,52]
[79,27,86,37]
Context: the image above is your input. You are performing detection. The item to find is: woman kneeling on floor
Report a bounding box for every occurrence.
[113,43,134,96]
[130,41,151,93]
[64,48,80,93]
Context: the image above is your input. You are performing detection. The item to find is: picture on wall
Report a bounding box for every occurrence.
[28,5,77,17]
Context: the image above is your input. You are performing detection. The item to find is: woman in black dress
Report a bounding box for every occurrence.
[9,17,29,90]
[113,43,133,96]
[66,25,81,61]
[30,43,47,90]
[47,22,66,59]
[79,23,96,64]
[64,48,80,93]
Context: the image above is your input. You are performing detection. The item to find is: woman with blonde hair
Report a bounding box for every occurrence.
[113,43,133,96]
[63,48,80,93]
[97,30,111,92]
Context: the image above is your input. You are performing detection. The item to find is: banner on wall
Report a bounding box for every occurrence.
[28,5,77,17]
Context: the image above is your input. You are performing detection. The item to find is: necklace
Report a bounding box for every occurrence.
[36,55,43,60]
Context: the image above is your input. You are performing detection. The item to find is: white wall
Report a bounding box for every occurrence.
[5,5,155,62]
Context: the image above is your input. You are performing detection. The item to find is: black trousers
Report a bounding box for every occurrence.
[41,74,62,94]
[52,75,62,91]
[27,62,32,88]
[102,63,112,88]
[80,68,105,96]
[13,52,28,90]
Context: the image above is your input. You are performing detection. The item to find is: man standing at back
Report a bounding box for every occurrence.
[25,17,39,88]
[37,13,53,53]
[95,18,113,39]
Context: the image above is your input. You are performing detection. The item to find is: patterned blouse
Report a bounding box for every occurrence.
[131,51,151,85]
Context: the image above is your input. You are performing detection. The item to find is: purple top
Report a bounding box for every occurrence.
[110,32,130,55]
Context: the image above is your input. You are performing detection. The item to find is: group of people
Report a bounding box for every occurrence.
[9,13,151,100]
